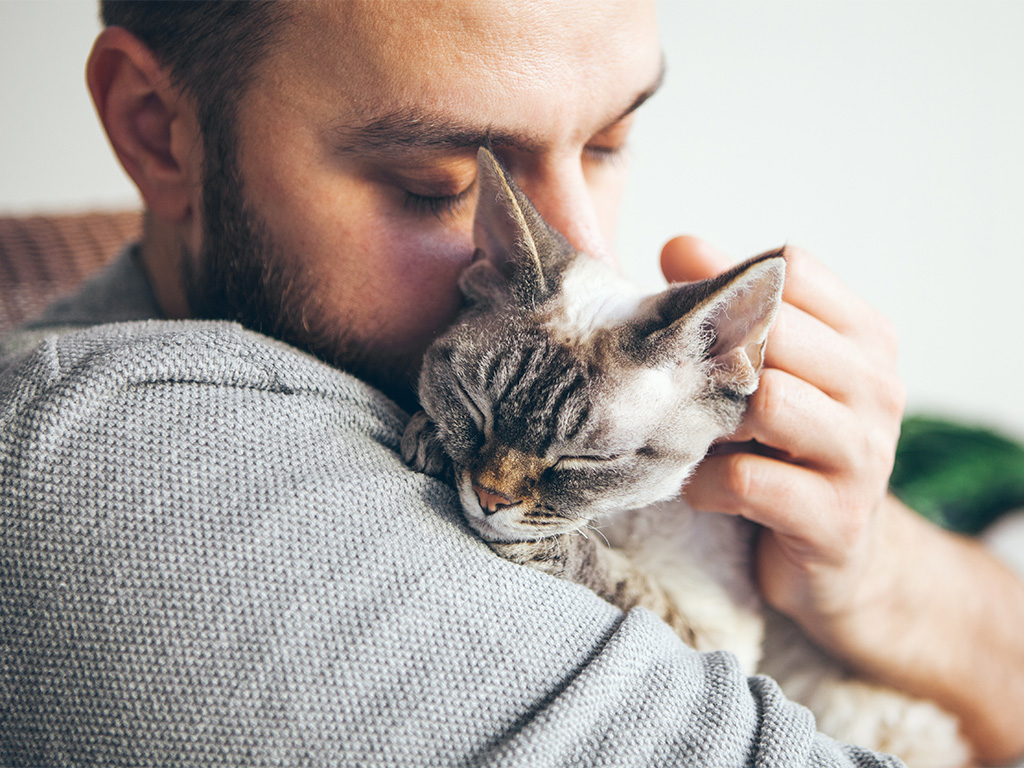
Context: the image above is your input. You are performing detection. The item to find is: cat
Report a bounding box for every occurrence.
[401,147,970,768]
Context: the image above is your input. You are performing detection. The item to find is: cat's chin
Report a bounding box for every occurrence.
[457,498,551,544]
[464,514,530,544]
[461,509,587,544]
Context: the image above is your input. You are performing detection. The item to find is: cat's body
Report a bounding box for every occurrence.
[402,148,969,767]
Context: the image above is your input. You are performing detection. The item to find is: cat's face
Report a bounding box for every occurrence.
[413,149,785,543]
[420,291,743,541]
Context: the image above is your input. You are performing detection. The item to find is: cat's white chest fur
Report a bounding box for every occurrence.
[601,501,766,675]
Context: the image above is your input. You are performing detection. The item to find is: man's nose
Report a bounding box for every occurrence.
[518,161,610,262]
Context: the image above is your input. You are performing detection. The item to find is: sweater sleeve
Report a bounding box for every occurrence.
[0,321,904,768]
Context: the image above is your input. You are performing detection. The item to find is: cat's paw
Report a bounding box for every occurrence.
[489,539,555,568]
[401,411,450,477]
[489,535,591,582]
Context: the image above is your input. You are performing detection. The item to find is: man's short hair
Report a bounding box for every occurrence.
[99,0,290,140]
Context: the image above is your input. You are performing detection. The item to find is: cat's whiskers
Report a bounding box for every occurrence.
[586,524,611,549]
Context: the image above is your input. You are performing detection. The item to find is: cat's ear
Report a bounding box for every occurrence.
[458,250,512,309]
[470,147,574,305]
[626,250,786,396]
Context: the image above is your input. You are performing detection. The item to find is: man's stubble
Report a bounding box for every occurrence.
[182,123,423,410]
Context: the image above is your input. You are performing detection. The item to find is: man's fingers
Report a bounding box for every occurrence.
[683,452,851,557]
[778,247,898,355]
[684,450,868,573]
[728,369,866,471]
[663,235,905,590]
[763,301,903,415]
[763,303,860,405]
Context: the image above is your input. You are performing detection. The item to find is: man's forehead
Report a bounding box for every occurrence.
[298,0,653,49]
[278,0,662,156]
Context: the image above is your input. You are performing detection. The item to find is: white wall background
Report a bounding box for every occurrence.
[0,1,138,212]
[2,1,1023,437]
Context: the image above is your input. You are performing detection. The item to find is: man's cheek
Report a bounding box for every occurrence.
[382,225,476,293]
[348,235,474,349]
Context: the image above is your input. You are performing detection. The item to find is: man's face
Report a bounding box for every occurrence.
[190,0,662,406]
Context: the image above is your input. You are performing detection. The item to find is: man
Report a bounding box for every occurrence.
[1,1,1021,765]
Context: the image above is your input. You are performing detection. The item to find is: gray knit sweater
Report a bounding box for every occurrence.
[0,250,903,767]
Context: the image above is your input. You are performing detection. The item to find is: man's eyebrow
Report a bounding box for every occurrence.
[327,59,666,157]
[606,56,665,130]
[326,112,539,156]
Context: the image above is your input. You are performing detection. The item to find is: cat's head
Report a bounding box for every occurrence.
[417,148,785,543]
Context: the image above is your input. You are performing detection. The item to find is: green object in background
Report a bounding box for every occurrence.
[891,416,1024,535]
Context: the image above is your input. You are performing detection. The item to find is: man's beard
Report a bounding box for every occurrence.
[181,133,422,411]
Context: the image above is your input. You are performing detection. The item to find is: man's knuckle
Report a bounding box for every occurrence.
[886,377,908,419]
[753,369,788,423]
[876,314,901,357]
[722,453,765,508]
[862,363,905,422]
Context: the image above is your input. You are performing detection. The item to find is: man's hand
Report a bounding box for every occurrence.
[662,236,903,638]
[661,235,1024,764]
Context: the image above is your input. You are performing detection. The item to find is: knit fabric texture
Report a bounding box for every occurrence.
[0,251,905,767]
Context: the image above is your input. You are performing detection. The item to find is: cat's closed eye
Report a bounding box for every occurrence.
[552,454,623,471]
[451,377,488,434]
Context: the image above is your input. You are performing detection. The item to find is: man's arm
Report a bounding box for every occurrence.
[0,321,902,767]
[662,236,1024,765]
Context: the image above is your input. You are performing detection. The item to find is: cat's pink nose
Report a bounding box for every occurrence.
[473,484,514,516]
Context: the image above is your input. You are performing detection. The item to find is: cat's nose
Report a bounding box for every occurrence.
[473,484,514,516]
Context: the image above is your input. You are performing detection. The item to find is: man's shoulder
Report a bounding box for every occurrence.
[1,319,408,458]
[0,317,456,577]
[6,318,326,383]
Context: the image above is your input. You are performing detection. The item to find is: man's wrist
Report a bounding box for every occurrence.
[805,495,1024,764]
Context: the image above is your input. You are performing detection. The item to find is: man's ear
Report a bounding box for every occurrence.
[86,27,201,223]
